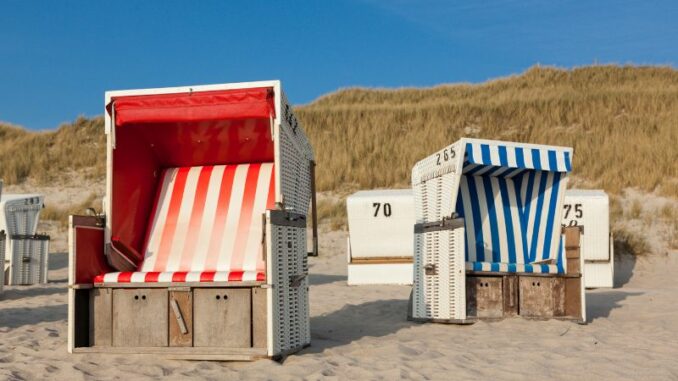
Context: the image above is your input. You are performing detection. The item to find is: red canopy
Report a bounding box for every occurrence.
[110,87,275,127]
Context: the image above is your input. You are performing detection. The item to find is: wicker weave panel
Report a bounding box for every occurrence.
[412,226,466,320]
[411,142,464,223]
[269,217,310,355]
[9,236,49,285]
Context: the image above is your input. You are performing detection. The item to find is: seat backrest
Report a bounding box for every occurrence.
[139,163,275,273]
[456,169,566,267]
[454,138,572,268]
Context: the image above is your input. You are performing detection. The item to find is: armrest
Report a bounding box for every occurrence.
[69,215,111,286]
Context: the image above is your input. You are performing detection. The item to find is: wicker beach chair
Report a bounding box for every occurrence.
[68,81,315,360]
[410,138,586,323]
[0,193,50,286]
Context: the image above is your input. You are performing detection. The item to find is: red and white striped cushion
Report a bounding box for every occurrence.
[93,271,265,284]
[97,163,275,284]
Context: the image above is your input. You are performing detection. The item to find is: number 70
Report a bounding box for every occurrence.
[372,202,392,217]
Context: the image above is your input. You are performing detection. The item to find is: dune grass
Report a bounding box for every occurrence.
[0,116,106,185]
[297,65,678,197]
[2,66,676,197]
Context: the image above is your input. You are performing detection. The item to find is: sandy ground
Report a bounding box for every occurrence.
[1,228,677,381]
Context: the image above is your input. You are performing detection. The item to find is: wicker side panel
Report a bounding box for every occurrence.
[269,219,310,355]
[279,123,312,215]
[413,226,466,320]
[9,236,49,285]
[280,92,314,161]
[411,142,464,222]
[278,92,314,216]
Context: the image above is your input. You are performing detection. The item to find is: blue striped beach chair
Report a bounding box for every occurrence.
[411,138,586,323]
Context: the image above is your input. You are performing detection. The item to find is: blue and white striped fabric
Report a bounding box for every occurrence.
[462,140,572,178]
[456,139,572,274]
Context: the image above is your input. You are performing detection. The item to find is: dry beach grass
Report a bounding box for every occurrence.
[298,65,678,197]
[1,66,677,198]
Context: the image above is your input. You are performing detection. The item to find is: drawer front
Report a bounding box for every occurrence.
[112,289,168,347]
[193,288,251,348]
[519,277,555,318]
[252,288,267,349]
[466,276,503,318]
[89,288,112,347]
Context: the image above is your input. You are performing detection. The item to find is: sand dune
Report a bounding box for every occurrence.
[1,230,677,380]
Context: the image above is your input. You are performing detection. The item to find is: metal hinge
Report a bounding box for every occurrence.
[290,274,307,287]
[424,264,438,276]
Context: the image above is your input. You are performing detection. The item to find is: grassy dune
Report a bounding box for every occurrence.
[2,66,676,196]
[0,116,105,184]
[297,65,678,197]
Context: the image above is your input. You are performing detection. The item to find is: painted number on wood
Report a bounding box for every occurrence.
[436,147,456,165]
[284,104,299,134]
[372,202,392,217]
[562,203,583,227]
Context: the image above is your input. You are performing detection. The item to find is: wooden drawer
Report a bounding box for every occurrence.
[519,277,556,318]
[112,289,168,347]
[466,276,503,319]
[193,288,251,348]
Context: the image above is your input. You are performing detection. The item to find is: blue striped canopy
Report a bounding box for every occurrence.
[454,139,573,273]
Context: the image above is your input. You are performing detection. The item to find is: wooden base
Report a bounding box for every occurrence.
[465,273,585,322]
[76,285,272,359]
[72,346,269,361]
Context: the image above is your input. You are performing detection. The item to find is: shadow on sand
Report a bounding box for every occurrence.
[0,285,67,301]
[0,304,67,329]
[586,290,642,321]
[308,274,346,286]
[614,252,637,288]
[303,298,413,354]
[48,252,69,283]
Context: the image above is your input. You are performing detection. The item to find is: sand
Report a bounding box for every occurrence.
[1,228,677,381]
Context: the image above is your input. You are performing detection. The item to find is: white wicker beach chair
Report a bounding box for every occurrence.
[0,193,50,285]
[68,81,315,360]
[411,138,586,323]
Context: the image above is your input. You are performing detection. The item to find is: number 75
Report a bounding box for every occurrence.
[563,203,583,219]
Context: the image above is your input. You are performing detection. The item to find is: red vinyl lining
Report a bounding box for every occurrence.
[111,87,275,126]
[109,87,276,256]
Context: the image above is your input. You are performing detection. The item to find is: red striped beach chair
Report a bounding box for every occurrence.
[68,81,315,360]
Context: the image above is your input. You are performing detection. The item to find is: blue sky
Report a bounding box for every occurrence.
[1,0,676,130]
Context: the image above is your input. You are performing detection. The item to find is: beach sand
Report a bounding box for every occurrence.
[1,229,677,380]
